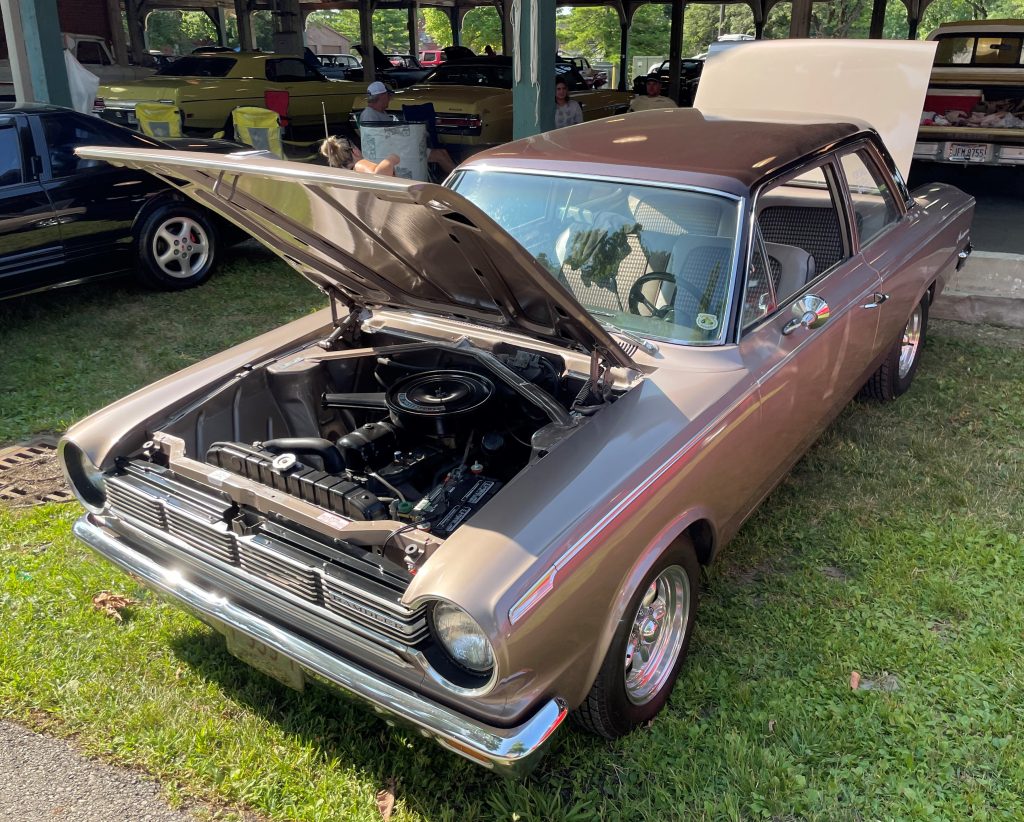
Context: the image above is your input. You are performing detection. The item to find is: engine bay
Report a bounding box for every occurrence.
[139,336,614,578]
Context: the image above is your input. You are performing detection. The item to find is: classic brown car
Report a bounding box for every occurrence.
[61,44,973,775]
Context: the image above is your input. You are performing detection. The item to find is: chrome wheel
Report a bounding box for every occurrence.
[624,565,690,705]
[898,304,923,379]
[151,216,211,279]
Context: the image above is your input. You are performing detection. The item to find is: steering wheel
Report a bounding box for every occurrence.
[627,272,705,322]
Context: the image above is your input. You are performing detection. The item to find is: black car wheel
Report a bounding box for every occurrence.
[136,203,217,290]
[574,538,699,739]
[860,296,929,401]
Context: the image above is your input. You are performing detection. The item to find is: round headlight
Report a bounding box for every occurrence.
[60,441,107,512]
[431,601,494,674]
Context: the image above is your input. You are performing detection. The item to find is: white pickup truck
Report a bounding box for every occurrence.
[914,19,1024,166]
[0,33,153,90]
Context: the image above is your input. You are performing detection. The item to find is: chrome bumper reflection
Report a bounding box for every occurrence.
[73,515,567,776]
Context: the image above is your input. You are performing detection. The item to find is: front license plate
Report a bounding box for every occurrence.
[224,628,305,691]
[946,142,991,163]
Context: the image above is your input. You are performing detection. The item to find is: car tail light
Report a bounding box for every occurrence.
[436,114,482,130]
[93,97,105,112]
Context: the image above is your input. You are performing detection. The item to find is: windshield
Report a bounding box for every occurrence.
[450,170,740,345]
[157,56,236,77]
[428,63,512,88]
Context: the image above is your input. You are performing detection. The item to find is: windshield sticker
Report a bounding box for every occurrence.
[696,313,719,331]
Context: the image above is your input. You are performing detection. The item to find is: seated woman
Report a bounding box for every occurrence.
[320,136,399,176]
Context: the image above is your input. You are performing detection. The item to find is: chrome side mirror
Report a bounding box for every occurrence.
[782,294,830,336]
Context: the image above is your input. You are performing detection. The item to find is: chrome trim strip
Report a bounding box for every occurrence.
[74,516,567,776]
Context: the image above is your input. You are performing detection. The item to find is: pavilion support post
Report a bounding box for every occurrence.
[234,0,254,50]
[0,0,71,105]
[124,0,147,64]
[497,0,513,55]
[105,0,129,64]
[789,0,812,38]
[271,0,304,55]
[205,7,229,47]
[667,0,684,102]
[407,1,419,58]
[446,6,460,46]
[512,0,555,139]
[616,6,630,91]
[358,0,376,81]
[869,0,886,38]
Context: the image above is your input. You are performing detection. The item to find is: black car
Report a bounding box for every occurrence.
[0,104,244,301]
[346,45,432,88]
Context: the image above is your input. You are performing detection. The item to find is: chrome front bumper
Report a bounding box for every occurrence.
[73,515,567,776]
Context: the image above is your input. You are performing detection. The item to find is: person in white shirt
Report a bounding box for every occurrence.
[554,78,583,129]
[628,75,678,113]
[360,81,396,124]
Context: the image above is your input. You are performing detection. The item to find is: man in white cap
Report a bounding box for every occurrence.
[360,81,396,124]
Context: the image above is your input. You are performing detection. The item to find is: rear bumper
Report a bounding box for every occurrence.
[914,139,1024,166]
[73,515,567,776]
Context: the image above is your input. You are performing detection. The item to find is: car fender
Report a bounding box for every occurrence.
[579,506,717,704]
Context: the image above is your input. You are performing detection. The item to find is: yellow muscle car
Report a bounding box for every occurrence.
[95,52,369,137]
[358,57,632,148]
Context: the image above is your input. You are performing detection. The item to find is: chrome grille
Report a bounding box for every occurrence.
[105,463,425,648]
[322,577,429,645]
[165,505,237,565]
[108,478,165,528]
[238,539,320,602]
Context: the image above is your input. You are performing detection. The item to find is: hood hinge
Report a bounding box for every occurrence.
[319,289,371,350]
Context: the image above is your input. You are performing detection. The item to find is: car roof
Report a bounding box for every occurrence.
[0,102,73,115]
[461,108,867,196]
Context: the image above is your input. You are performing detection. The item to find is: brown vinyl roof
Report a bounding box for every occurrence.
[463,108,867,196]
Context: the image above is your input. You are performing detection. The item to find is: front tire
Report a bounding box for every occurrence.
[861,295,929,401]
[574,539,699,739]
[136,203,217,291]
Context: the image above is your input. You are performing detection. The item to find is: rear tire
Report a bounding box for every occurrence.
[573,539,699,739]
[861,296,928,401]
[136,203,218,291]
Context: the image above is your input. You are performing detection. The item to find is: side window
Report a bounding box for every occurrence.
[0,124,24,187]
[76,41,108,65]
[840,149,900,247]
[266,59,318,82]
[40,114,131,177]
[749,162,847,310]
[740,227,776,331]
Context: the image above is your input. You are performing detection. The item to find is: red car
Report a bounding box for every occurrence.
[419,49,445,68]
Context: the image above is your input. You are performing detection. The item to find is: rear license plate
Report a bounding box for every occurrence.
[946,142,991,163]
[224,628,305,691]
[126,111,138,126]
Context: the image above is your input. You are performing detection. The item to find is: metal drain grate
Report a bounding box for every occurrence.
[0,438,74,506]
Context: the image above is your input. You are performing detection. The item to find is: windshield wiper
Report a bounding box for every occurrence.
[601,324,659,356]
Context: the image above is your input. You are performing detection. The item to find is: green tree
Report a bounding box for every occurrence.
[304,8,413,52]
[462,7,502,53]
[422,8,453,47]
[555,7,619,60]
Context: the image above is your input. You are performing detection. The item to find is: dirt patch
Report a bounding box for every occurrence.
[931,318,1024,350]
[0,439,73,508]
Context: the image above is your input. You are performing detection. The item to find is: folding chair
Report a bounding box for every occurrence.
[232,106,286,158]
[135,102,182,139]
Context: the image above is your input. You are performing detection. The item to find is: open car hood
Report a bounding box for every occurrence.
[693,40,937,181]
[75,147,634,368]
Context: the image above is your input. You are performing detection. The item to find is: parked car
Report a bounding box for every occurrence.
[0,104,246,300]
[419,49,445,68]
[62,43,973,776]
[632,57,704,105]
[1,33,154,91]
[558,54,606,88]
[358,57,631,148]
[94,52,369,137]
[346,45,432,87]
[316,53,361,81]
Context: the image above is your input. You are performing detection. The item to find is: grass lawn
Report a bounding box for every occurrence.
[1,257,1022,820]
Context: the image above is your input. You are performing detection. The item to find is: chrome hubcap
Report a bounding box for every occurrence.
[898,305,923,379]
[152,217,210,279]
[624,565,690,705]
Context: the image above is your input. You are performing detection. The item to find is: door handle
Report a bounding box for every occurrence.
[862,292,889,309]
